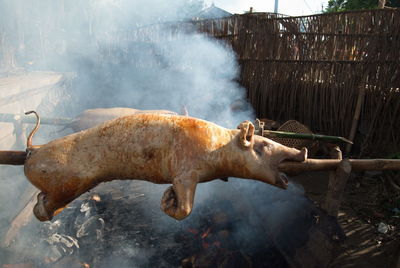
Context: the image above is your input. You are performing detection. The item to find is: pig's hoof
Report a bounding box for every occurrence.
[161,186,192,220]
[161,186,178,217]
[33,192,53,221]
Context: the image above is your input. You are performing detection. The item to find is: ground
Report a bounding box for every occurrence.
[293,170,400,268]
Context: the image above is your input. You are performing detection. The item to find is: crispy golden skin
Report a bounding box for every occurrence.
[24,114,307,221]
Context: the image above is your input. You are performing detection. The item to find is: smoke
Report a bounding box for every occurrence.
[0,0,320,266]
[69,31,251,127]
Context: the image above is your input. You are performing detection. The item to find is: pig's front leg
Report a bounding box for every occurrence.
[160,174,198,220]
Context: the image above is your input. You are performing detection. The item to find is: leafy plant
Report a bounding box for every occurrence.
[324,0,400,12]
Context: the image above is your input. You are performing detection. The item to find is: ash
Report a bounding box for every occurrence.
[1,179,344,267]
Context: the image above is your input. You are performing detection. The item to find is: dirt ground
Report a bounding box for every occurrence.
[293,170,400,268]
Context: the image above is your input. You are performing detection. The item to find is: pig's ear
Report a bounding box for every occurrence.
[237,121,255,149]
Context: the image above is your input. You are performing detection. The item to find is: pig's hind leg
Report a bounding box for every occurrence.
[161,173,198,220]
[33,192,53,221]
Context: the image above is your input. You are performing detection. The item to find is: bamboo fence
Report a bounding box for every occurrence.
[101,9,400,157]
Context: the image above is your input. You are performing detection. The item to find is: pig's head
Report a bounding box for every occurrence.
[234,120,307,189]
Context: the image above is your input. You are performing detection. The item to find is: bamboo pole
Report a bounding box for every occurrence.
[263,130,353,144]
[346,82,366,154]
[254,121,352,144]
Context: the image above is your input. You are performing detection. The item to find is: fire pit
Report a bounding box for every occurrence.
[1,178,344,267]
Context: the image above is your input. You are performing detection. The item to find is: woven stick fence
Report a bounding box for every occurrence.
[1,8,397,157]
[101,9,399,157]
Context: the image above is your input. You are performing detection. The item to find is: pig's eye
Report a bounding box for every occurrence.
[254,143,263,156]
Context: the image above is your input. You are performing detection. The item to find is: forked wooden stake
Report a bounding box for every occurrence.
[324,146,351,217]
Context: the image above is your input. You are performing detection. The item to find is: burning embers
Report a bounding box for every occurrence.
[1,180,344,267]
[178,200,288,268]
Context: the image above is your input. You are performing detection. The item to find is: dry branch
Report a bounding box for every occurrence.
[346,81,366,154]
[279,158,400,173]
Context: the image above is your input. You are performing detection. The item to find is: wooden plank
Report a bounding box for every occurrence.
[2,188,39,247]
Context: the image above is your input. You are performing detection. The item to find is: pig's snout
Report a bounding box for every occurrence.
[275,173,289,189]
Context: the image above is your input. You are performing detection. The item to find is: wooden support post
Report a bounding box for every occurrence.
[325,160,351,217]
[324,146,352,217]
[327,146,342,212]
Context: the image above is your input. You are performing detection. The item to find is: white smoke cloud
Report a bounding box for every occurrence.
[0,0,316,266]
